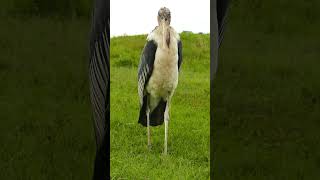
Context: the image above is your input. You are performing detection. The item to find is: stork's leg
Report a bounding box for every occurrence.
[147,106,151,150]
[164,103,170,155]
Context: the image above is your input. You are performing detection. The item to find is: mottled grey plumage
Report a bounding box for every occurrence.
[212,0,230,77]
[89,0,109,179]
[138,40,159,126]
[217,0,230,47]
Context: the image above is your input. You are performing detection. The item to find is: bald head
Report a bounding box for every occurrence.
[157,7,171,26]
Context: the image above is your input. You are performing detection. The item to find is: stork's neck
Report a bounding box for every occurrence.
[159,24,170,49]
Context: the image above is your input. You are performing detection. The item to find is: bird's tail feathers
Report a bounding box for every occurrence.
[138,97,167,127]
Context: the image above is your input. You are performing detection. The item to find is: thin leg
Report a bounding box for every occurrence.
[164,120,168,154]
[147,106,151,150]
[164,103,170,155]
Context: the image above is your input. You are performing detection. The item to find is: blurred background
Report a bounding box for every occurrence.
[0,0,94,179]
[0,0,91,18]
[214,0,320,179]
[110,0,210,36]
[0,0,319,179]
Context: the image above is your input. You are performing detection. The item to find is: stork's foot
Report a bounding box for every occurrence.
[163,148,167,155]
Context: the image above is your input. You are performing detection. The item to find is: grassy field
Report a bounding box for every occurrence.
[213,6,320,179]
[0,17,95,179]
[110,33,210,179]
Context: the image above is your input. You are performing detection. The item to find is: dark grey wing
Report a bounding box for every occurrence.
[138,40,157,106]
[217,0,230,47]
[178,40,183,70]
[89,0,109,178]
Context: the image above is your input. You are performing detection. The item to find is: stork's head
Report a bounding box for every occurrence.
[157,7,171,26]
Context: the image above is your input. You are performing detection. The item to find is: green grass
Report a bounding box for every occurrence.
[213,8,320,179]
[0,17,95,179]
[110,33,210,179]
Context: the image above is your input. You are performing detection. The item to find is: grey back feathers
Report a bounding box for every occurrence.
[89,0,109,178]
[217,0,230,47]
[138,40,157,106]
[89,26,109,148]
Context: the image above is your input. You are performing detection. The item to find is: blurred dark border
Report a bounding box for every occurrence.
[211,0,320,179]
[2,0,320,179]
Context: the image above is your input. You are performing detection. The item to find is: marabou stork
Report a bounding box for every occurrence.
[137,7,182,155]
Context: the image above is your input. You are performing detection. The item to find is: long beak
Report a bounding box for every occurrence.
[161,20,167,48]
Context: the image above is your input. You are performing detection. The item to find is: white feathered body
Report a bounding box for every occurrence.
[146,27,180,111]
